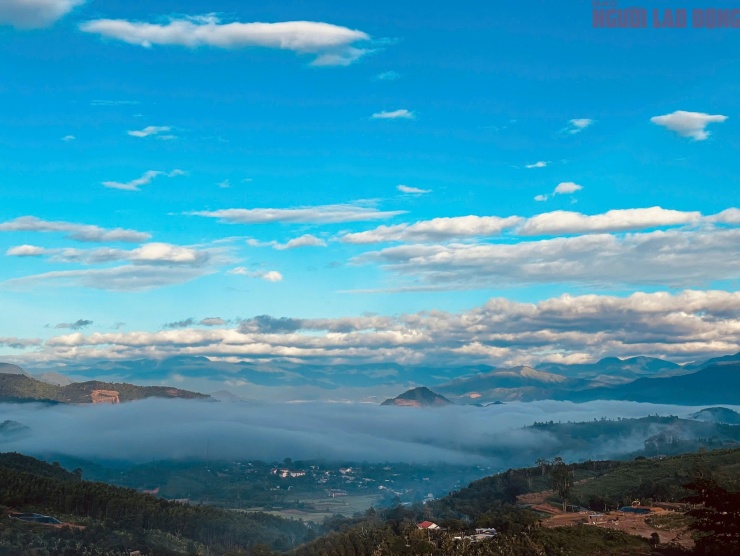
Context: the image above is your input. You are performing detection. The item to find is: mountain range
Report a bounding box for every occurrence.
[0,350,739,405]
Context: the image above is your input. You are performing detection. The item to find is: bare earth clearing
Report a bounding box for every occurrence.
[517,488,694,549]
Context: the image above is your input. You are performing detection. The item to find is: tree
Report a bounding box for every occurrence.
[684,479,740,555]
[550,459,572,513]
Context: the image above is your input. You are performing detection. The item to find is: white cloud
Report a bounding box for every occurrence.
[534,181,583,201]
[519,207,702,236]
[341,215,523,244]
[0,216,150,243]
[217,179,231,189]
[263,270,284,282]
[709,208,740,224]
[0,0,84,29]
[397,185,431,194]
[228,267,283,282]
[80,16,371,66]
[61,135,76,141]
[650,110,728,141]
[127,125,172,138]
[192,203,406,225]
[102,169,183,191]
[131,243,205,264]
[6,245,47,257]
[279,234,327,250]
[553,182,582,195]
[525,161,548,169]
[564,118,594,134]
[371,109,414,120]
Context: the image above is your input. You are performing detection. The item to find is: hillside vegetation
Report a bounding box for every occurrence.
[0,374,208,404]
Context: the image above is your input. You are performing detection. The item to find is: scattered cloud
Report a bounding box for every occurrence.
[534,181,583,202]
[341,215,523,244]
[102,169,183,191]
[61,135,76,142]
[371,109,414,120]
[55,319,93,330]
[564,118,594,134]
[374,70,400,81]
[217,179,231,189]
[0,0,84,29]
[192,203,406,225]
[248,234,328,250]
[228,267,283,282]
[650,110,728,141]
[397,185,431,194]
[525,161,548,169]
[80,15,371,66]
[127,125,174,139]
[0,216,150,243]
[0,337,41,349]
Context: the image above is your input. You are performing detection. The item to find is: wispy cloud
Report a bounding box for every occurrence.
[247,234,327,250]
[374,70,400,81]
[61,135,76,142]
[91,99,140,107]
[371,109,414,120]
[397,185,431,195]
[3,242,227,292]
[525,161,548,169]
[127,125,174,139]
[0,216,150,243]
[102,169,184,191]
[192,203,405,225]
[0,0,84,29]
[650,110,728,141]
[80,15,372,66]
[563,118,594,134]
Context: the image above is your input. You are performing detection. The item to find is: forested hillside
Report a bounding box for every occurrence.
[0,453,308,555]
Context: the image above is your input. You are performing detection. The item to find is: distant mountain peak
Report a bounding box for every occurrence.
[0,363,29,376]
[381,386,453,407]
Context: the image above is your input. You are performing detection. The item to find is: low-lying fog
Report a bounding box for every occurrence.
[0,400,734,468]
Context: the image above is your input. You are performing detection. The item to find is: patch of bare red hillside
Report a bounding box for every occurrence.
[90,390,119,404]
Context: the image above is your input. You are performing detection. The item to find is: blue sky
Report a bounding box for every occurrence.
[1,0,739,375]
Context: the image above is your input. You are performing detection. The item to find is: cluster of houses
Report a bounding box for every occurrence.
[417,521,497,543]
